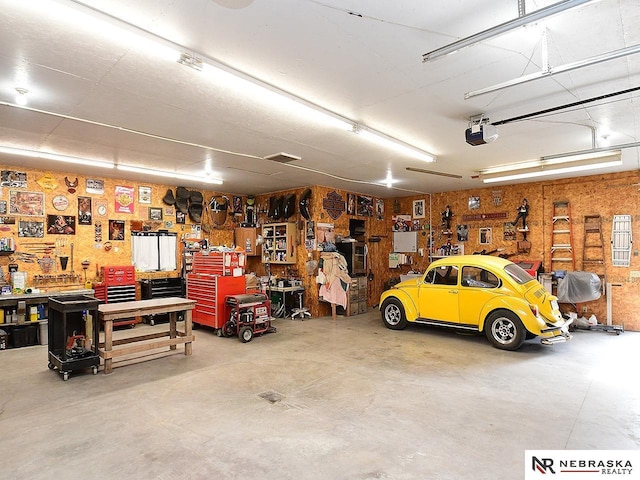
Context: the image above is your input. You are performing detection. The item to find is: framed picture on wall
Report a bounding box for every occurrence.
[413,199,425,219]
[46,215,75,235]
[18,220,44,238]
[149,207,163,220]
[9,190,45,216]
[347,194,356,215]
[109,220,125,240]
[479,227,492,245]
[138,186,152,204]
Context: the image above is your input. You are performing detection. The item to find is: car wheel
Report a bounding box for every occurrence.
[381,298,407,330]
[485,310,525,350]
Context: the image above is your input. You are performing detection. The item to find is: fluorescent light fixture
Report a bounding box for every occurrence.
[480,154,622,184]
[0,145,114,169]
[354,126,435,162]
[423,0,597,62]
[116,164,223,185]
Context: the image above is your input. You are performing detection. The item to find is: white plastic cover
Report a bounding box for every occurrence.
[557,271,601,303]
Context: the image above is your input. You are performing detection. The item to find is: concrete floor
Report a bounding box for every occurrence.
[1,310,638,480]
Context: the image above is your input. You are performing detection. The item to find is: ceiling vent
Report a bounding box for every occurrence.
[264,152,302,163]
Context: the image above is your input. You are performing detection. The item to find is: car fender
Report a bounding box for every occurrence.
[379,290,419,321]
[478,295,540,333]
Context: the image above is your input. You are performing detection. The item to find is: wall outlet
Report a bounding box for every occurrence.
[582,306,588,313]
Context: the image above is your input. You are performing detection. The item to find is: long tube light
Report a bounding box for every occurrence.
[116,164,223,185]
[480,154,621,183]
[422,0,597,62]
[0,145,115,169]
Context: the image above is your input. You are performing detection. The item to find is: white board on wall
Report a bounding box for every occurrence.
[393,231,418,252]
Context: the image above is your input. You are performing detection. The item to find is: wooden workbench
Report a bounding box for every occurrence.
[98,297,196,374]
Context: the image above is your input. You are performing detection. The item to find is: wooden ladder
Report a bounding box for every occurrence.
[582,215,605,272]
[550,201,575,270]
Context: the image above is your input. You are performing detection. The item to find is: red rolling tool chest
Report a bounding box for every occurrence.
[186,273,246,331]
[93,266,139,328]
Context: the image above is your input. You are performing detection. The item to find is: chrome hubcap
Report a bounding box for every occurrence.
[385,305,400,325]
[492,318,515,344]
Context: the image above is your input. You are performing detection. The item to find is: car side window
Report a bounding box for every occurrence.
[426,265,459,285]
[461,266,500,288]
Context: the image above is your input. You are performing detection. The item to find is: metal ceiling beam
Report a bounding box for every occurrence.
[422,0,597,62]
[465,44,640,99]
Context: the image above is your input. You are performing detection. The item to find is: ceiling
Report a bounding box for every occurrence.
[1,0,639,198]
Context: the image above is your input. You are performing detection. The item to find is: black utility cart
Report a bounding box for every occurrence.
[48,295,101,381]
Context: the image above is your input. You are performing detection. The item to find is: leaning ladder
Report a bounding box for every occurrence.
[550,201,575,271]
[582,215,605,273]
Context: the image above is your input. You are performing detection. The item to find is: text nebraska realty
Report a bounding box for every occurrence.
[560,459,632,475]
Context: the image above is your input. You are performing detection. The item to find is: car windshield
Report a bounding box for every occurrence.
[503,263,534,284]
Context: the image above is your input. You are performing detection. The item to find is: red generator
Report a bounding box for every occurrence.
[93,265,139,328]
[186,273,246,332]
[224,293,276,343]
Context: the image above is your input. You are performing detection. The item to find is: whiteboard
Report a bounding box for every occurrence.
[393,231,418,252]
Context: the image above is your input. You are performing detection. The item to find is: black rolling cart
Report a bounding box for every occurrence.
[47,295,100,381]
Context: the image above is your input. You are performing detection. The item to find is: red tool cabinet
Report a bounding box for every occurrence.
[93,266,138,328]
[186,273,246,330]
[192,251,246,276]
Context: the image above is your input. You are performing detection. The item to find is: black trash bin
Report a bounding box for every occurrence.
[47,295,100,381]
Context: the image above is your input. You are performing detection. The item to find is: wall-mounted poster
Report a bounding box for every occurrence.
[457,224,469,242]
[233,196,243,215]
[468,196,480,210]
[306,220,315,239]
[9,190,45,216]
[357,195,373,216]
[1,170,27,188]
[109,219,125,240]
[503,222,516,241]
[176,211,186,224]
[316,223,335,251]
[0,200,6,214]
[413,199,425,219]
[347,194,356,215]
[47,215,75,235]
[86,178,104,194]
[375,198,384,220]
[392,215,411,232]
[149,207,163,220]
[138,186,152,204]
[78,196,92,225]
[114,185,134,214]
[479,227,492,245]
[19,220,44,238]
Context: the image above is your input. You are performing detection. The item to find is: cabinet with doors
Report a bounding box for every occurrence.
[262,222,296,264]
[234,227,260,257]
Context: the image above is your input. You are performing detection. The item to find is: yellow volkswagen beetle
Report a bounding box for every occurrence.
[379,255,572,350]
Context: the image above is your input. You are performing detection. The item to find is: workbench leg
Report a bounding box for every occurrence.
[169,312,177,351]
[331,303,336,320]
[104,320,113,374]
[184,310,193,356]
